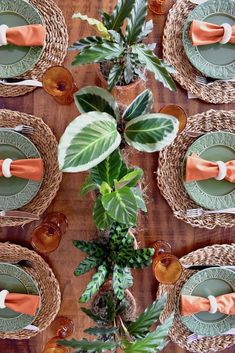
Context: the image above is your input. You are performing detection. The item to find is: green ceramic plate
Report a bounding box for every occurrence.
[183,131,235,210]
[0,0,44,78]
[0,130,42,210]
[183,0,235,79]
[0,262,40,332]
[179,268,235,336]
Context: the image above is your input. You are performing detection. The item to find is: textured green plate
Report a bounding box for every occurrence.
[0,0,44,78]
[0,130,42,210]
[0,262,40,332]
[183,132,235,210]
[179,268,235,336]
[183,0,235,79]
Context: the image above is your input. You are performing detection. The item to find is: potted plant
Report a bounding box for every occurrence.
[58,87,179,172]
[73,224,154,303]
[70,0,176,104]
[59,295,173,353]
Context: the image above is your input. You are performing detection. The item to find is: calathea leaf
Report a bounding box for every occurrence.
[127,248,154,269]
[74,86,120,119]
[124,53,134,85]
[132,46,177,91]
[127,295,168,337]
[123,89,153,121]
[100,10,112,27]
[72,41,125,66]
[102,187,138,226]
[108,63,123,91]
[59,338,117,352]
[97,149,123,186]
[84,326,118,337]
[108,30,123,44]
[80,175,99,196]
[123,315,173,353]
[118,160,129,179]
[113,265,133,300]
[122,266,133,289]
[69,36,103,51]
[73,240,105,257]
[100,182,112,195]
[124,113,179,152]
[108,0,136,30]
[137,20,153,42]
[72,13,110,39]
[132,187,147,212]
[114,168,143,189]
[74,256,101,276]
[160,60,177,74]
[58,112,121,172]
[126,0,147,45]
[81,307,108,324]
[90,167,102,185]
[93,196,113,230]
[79,264,108,303]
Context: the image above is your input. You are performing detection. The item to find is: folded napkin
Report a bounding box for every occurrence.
[0,289,40,316]
[0,24,46,47]
[190,20,235,46]
[181,293,235,316]
[0,158,44,182]
[185,153,235,183]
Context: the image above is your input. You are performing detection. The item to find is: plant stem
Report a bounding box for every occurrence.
[118,315,133,343]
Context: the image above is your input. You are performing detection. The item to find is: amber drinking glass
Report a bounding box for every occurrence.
[42,66,77,105]
[152,241,182,284]
[160,104,188,133]
[148,0,168,15]
[31,212,68,254]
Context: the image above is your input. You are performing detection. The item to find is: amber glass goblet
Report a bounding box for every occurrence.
[160,105,188,133]
[152,241,182,284]
[42,66,77,105]
[148,0,168,15]
[31,212,68,254]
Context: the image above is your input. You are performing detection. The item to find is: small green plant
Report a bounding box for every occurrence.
[73,224,154,303]
[58,87,179,172]
[60,295,173,353]
[70,0,176,92]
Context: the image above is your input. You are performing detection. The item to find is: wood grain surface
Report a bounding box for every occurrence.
[0,1,234,352]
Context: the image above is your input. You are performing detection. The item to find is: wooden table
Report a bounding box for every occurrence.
[0,1,234,352]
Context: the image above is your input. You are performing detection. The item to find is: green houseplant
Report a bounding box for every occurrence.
[58,87,179,172]
[70,0,176,94]
[73,224,154,303]
[60,295,173,353]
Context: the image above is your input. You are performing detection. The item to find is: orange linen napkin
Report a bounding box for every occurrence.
[181,293,235,316]
[0,159,44,182]
[185,153,235,183]
[190,20,235,46]
[0,290,40,316]
[1,24,46,46]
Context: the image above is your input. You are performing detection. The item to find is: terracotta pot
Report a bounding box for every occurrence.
[96,66,146,106]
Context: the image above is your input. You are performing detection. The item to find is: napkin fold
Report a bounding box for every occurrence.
[185,153,235,183]
[0,158,44,182]
[190,20,235,46]
[0,289,40,316]
[181,293,235,316]
[0,24,46,47]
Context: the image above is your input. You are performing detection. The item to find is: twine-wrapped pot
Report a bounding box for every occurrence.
[0,243,61,339]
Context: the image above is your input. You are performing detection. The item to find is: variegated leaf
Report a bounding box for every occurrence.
[126,0,147,44]
[123,89,153,121]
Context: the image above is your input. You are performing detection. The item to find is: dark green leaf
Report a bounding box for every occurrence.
[84,326,118,337]
[93,196,113,230]
[90,167,102,185]
[109,0,136,30]
[72,41,125,66]
[132,187,147,212]
[81,307,108,324]
[160,60,177,74]
[100,11,112,27]
[126,0,147,44]
[80,175,99,196]
[123,89,153,121]
[74,256,101,276]
[79,264,108,303]
[108,63,123,91]
[73,240,104,257]
[59,338,117,352]
[97,149,123,186]
[118,160,129,179]
[124,54,134,85]
[69,36,103,51]
[127,248,154,269]
[113,265,132,300]
[114,168,143,189]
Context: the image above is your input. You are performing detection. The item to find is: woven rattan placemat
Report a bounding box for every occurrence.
[157,109,235,229]
[0,242,61,339]
[163,0,235,104]
[0,109,62,227]
[157,244,235,353]
[0,0,68,98]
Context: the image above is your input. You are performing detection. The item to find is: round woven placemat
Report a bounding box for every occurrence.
[0,0,68,98]
[0,242,61,339]
[0,109,62,227]
[163,0,235,104]
[157,109,235,229]
[157,244,235,353]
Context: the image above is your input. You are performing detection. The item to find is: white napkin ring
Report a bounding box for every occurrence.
[220,23,233,44]
[208,295,218,314]
[0,290,9,309]
[215,161,227,181]
[2,158,13,178]
[0,24,8,46]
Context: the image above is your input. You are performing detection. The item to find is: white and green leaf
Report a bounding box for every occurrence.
[124,113,179,152]
[97,149,123,186]
[108,0,136,30]
[114,169,143,189]
[123,89,153,121]
[137,20,153,42]
[79,264,108,303]
[69,36,103,51]
[132,186,147,212]
[108,63,123,91]
[93,196,113,230]
[58,111,121,172]
[126,0,147,45]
